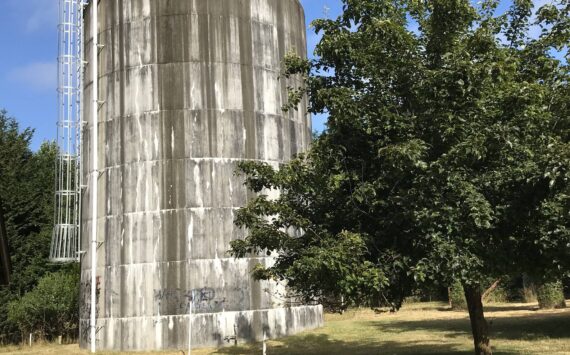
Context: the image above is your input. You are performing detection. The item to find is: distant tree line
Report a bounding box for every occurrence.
[0,195,10,286]
[0,110,79,344]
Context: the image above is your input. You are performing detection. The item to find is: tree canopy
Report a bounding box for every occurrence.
[0,195,10,286]
[230,1,570,354]
[8,267,80,340]
[0,110,63,341]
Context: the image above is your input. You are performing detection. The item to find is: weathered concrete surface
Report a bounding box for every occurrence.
[80,0,321,351]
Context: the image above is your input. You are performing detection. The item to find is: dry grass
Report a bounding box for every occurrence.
[1,301,569,354]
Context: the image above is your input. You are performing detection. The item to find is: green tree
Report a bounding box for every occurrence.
[536,281,566,309]
[8,267,80,340]
[230,1,570,354]
[0,196,10,286]
[0,110,62,341]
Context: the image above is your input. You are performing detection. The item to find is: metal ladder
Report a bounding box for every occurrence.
[50,0,86,263]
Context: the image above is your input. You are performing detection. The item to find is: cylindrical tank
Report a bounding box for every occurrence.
[80,0,322,350]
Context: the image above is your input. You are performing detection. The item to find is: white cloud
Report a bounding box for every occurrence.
[7,62,57,92]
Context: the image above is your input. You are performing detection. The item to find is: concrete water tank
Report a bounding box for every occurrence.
[80,0,323,350]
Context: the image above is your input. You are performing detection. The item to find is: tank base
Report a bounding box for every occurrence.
[79,305,323,351]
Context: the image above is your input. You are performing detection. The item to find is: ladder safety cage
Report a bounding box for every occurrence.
[51,0,87,263]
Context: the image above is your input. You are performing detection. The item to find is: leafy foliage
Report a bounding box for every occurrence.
[537,281,566,309]
[7,267,80,339]
[449,280,467,310]
[233,0,570,307]
[0,110,65,341]
[231,0,569,353]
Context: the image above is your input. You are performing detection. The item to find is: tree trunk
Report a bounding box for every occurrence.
[464,284,492,355]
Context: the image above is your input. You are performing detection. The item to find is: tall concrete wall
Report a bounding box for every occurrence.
[79,0,322,351]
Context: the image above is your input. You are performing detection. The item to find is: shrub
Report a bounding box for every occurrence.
[449,281,467,310]
[483,285,508,304]
[521,285,538,303]
[520,274,538,303]
[7,267,79,340]
[537,281,566,309]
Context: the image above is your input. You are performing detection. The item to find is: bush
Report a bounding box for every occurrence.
[449,281,467,310]
[7,267,79,340]
[537,281,566,309]
[520,274,538,303]
[521,285,538,303]
[404,283,449,304]
[483,285,508,303]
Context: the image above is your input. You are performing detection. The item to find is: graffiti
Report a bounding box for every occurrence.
[153,287,226,314]
[80,277,101,319]
[79,276,102,343]
[80,322,103,345]
[79,322,90,344]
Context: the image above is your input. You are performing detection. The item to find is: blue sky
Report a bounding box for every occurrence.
[0,1,556,150]
[0,0,342,151]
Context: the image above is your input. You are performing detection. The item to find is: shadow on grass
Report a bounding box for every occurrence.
[406,303,539,314]
[484,304,539,312]
[214,306,569,354]
[413,303,539,313]
[373,311,570,341]
[212,333,472,355]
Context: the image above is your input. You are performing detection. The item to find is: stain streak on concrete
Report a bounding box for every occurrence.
[80,0,322,351]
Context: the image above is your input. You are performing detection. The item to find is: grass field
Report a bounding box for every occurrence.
[1,301,569,354]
